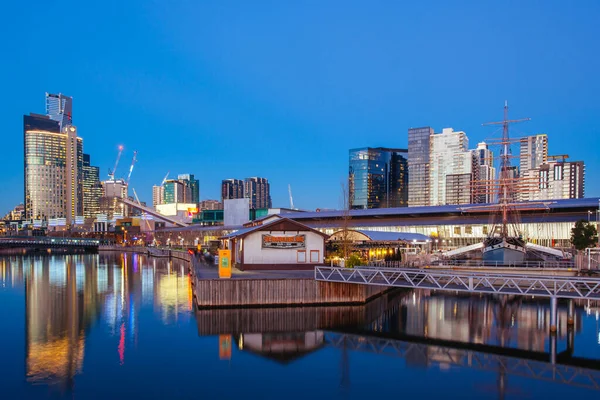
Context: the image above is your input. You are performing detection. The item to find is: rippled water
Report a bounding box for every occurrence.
[1,252,599,399]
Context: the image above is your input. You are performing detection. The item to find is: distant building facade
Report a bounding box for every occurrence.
[177,174,199,204]
[429,128,471,206]
[520,134,548,171]
[408,127,433,207]
[532,160,585,200]
[82,154,102,218]
[163,179,187,204]
[222,179,245,203]
[244,177,272,209]
[473,142,496,204]
[152,185,163,207]
[200,200,223,210]
[349,147,409,209]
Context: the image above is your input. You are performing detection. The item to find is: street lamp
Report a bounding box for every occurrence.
[588,210,593,222]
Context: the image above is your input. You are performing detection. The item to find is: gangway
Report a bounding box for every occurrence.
[315,266,600,300]
[116,197,189,227]
[315,265,600,332]
[441,242,483,258]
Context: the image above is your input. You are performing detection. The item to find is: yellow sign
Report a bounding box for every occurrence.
[218,249,231,279]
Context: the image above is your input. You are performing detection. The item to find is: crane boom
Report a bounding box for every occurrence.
[288,184,295,210]
[161,171,169,186]
[126,150,138,184]
[132,187,152,232]
[108,145,124,180]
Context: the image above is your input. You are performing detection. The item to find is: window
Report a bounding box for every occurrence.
[454,226,461,235]
[310,250,320,263]
[297,250,306,263]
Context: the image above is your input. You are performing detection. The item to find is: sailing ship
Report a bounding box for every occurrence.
[480,102,530,264]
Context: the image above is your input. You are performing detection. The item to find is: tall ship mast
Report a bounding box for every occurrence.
[481,102,531,264]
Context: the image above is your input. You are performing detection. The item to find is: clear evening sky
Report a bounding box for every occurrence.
[2,0,599,213]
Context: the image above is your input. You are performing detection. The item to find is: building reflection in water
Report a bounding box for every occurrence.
[0,253,191,390]
[237,332,325,364]
[373,290,583,352]
[225,290,598,366]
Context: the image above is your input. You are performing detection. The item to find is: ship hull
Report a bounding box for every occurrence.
[482,239,526,265]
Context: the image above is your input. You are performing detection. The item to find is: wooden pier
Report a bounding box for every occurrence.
[193,276,387,308]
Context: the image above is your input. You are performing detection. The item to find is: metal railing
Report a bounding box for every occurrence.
[324,332,600,390]
[315,266,600,300]
[368,259,576,269]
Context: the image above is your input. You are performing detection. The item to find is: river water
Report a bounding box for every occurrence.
[0,252,599,399]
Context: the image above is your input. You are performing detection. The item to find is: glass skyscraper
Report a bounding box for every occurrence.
[45,93,73,130]
[408,127,434,207]
[349,147,409,209]
[24,113,82,221]
[82,154,102,218]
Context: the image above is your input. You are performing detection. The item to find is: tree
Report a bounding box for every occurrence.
[570,220,598,250]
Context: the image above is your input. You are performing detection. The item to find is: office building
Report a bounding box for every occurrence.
[245,177,272,209]
[24,113,83,222]
[82,154,102,218]
[349,147,409,209]
[408,127,434,207]
[45,93,73,130]
[163,179,187,204]
[429,128,471,206]
[222,179,245,203]
[473,142,496,203]
[177,174,199,204]
[520,134,548,171]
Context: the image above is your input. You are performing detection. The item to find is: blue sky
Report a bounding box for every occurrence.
[2,0,599,213]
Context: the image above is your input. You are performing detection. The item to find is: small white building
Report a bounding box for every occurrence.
[221,216,328,271]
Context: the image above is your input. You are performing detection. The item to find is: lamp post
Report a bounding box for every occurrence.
[589,210,593,223]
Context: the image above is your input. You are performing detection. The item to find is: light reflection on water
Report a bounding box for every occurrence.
[1,253,600,399]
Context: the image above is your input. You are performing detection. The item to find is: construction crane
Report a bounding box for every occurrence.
[161,171,170,186]
[108,145,124,181]
[547,154,569,162]
[126,150,138,185]
[288,184,295,210]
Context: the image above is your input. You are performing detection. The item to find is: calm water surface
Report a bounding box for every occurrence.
[1,253,600,399]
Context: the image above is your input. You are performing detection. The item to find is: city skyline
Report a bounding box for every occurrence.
[3,1,600,214]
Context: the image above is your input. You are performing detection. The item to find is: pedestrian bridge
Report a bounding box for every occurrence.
[0,237,100,251]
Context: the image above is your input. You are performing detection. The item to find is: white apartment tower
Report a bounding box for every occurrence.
[474,142,496,203]
[429,128,471,205]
